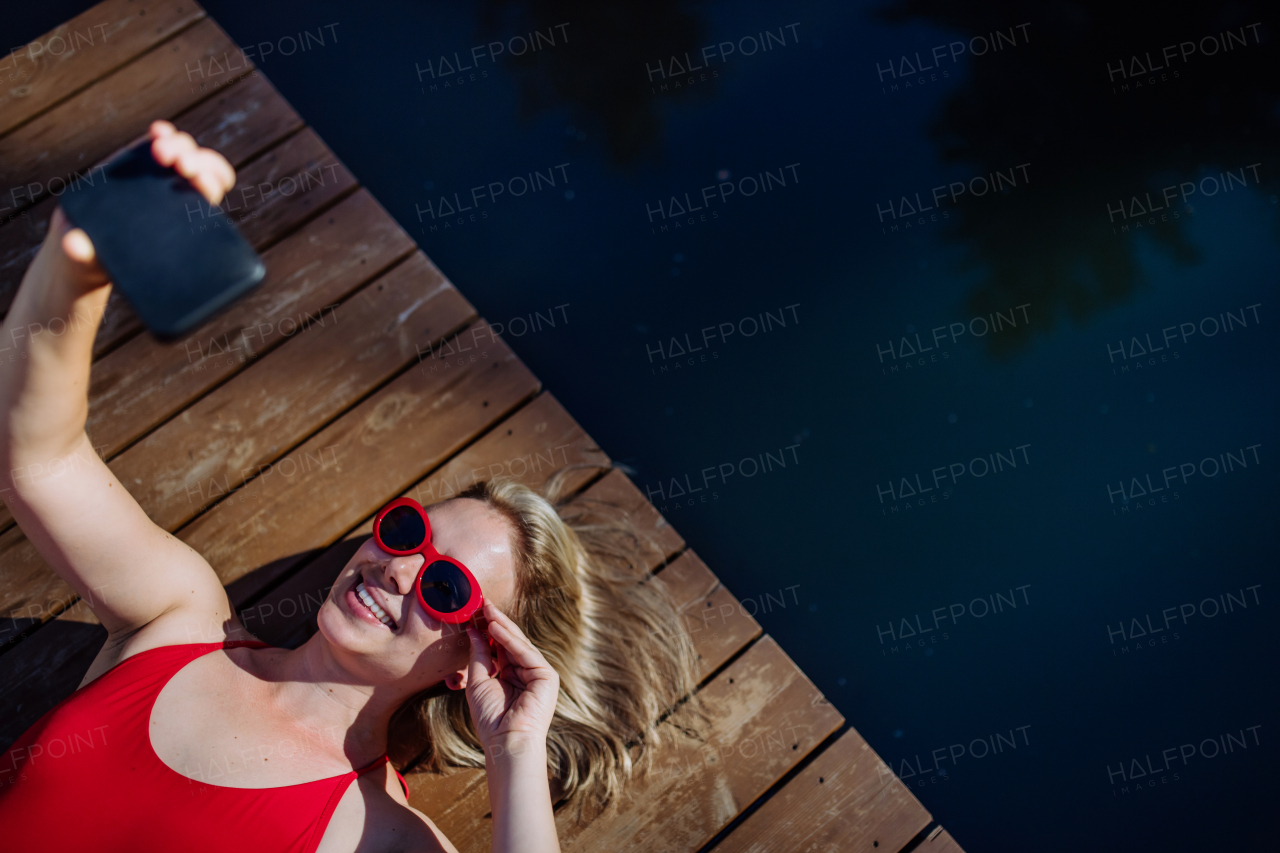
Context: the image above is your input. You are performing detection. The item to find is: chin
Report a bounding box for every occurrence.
[315,599,375,653]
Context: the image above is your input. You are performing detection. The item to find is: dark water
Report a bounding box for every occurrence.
[11,1,1278,849]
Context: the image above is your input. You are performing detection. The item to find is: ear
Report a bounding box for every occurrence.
[443,668,469,691]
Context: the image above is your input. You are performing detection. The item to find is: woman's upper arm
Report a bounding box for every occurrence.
[5,431,234,638]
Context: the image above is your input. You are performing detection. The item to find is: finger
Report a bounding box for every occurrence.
[149,119,177,139]
[47,206,69,239]
[485,618,552,671]
[61,228,96,264]
[481,600,526,637]
[196,174,225,206]
[175,150,234,205]
[152,130,197,167]
[212,154,236,194]
[174,148,235,189]
[465,626,498,685]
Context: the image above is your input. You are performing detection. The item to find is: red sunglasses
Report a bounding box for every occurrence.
[371,497,485,625]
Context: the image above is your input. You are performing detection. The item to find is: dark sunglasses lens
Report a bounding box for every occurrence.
[378,506,426,552]
[419,560,472,613]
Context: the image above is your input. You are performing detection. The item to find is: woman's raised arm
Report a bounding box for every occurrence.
[0,122,240,641]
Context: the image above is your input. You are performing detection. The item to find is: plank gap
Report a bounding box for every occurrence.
[695,724,853,853]
[0,6,209,141]
[896,822,943,853]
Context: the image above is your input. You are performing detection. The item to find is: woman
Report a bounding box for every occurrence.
[0,123,700,852]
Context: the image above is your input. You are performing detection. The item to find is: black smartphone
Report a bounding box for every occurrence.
[58,138,266,342]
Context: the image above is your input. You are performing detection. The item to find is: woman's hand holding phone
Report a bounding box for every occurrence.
[46,120,237,298]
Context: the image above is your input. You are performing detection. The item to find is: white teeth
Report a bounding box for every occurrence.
[355,582,395,627]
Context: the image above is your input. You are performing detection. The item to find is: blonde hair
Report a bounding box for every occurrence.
[392,467,704,818]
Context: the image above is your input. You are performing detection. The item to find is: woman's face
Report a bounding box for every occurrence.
[316,497,518,691]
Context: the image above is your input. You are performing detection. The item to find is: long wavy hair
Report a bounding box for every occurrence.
[388,466,704,818]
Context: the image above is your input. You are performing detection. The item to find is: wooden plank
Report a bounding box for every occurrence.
[189,318,540,603]
[561,468,684,561]
[176,68,303,170]
[919,827,966,853]
[230,126,355,247]
[711,727,933,853]
[0,523,74,652]
[416,637,843,853]
[246,391,610,650]
[110,253,472,532]
[0,0,205,138]
[653,550,762,684]
[0,18,251,218]
[0,71,305,320]
[86,189,409,457]
[0,391,604,752]
[559,637,843,852]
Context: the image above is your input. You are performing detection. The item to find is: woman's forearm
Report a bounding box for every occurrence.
[0,219,110,472]
[486,733,561,853]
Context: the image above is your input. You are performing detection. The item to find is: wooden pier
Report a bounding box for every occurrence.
[0,3,967,850]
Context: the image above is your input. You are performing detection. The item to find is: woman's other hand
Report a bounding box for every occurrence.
[463,601,560,752]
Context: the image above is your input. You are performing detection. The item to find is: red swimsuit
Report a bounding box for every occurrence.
[0,640,410,853]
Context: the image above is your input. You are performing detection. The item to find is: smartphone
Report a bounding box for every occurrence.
[58,138,266,342]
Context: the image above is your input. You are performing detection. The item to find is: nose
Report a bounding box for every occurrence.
[382,552,425,596]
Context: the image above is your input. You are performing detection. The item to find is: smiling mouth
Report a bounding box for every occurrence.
[354,581,398,629]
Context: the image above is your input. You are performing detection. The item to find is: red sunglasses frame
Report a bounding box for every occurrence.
[371,497,485,625]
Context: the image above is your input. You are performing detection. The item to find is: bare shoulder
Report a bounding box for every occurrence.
[315,764,458,853]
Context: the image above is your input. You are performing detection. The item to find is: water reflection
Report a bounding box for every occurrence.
[873,1,1277,358]
[476,0,711,164]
